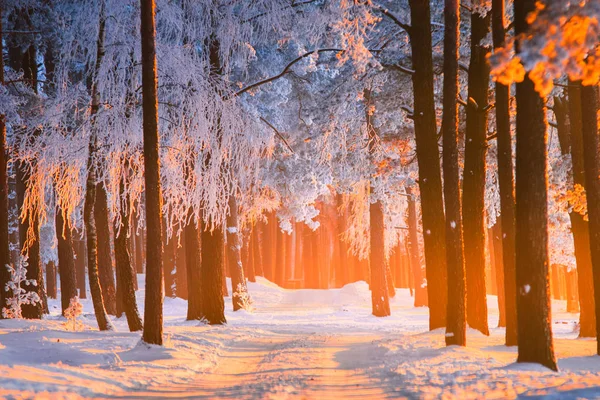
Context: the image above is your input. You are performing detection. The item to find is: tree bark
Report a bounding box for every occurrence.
[514,0,557,371]
[408,0,447,329]
[567,82,596,337]
[114,171,143,332]
[140,0,164,344]
[462,7,491,336]
[492,0,518,346]
[227,196,248,311]
[0,10,10,316]
[580,83,600,355]
[46,261,57,299]
[94,182,117,315]
[184,213,202,320]
[490,222,506,327]
[200,221,226,324]
[406,187,427,307]
[55,207,78,315]
[75,238,87,299]
[442,0,466,346]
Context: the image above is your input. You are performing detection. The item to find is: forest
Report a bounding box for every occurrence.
[1,0,600,398]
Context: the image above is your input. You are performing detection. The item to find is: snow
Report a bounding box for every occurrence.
[1,276,599,398]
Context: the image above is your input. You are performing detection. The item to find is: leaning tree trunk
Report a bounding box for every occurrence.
[140,0,164,345]
[184,212,202,320]
[514,0,557,371]
[227,195,248,311]
[94,182,117,315]
[580,83,600,355]
[462,7,491,336]
[567,81,596,337]
[492,0,517,346]
[55,206,78,315]
[83,3,112,332]
[114,170,143,332]
[442,0,466,347]
[408,0,447,329]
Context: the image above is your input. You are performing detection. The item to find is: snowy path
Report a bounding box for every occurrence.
[2,278,600,398]
[122,330,397,399]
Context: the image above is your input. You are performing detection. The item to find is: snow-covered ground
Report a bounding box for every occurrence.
[1,277,600,399]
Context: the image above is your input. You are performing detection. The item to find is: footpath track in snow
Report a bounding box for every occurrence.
[121,330,399,399]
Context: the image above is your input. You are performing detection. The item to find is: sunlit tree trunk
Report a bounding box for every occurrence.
[275,226,286,287]
[514,0,557,371]
[140,0,164,344]
[489,222,506,327]
[55,207,78,315]
[567,82,596,337]
[75,238,87,298]
[114,169,143,332]
[492,0,517,345]
[175,233,187,299]
[580,83,600,355]
[95,182,117,315]
[408,0,447,329]
[406,187,427,307]
[443,0,466,346]
[252,224,264,277]
[200,220,226,324]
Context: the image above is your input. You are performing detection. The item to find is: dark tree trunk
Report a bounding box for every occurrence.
[114,172,143,332]
[163,226,176,298]
[55,208,78,315]
[75,238,87,299]
[184,213,202,320]
[442,0,466,346]
[94,182,117,315]
[514,0,557,371]
[490,222,506,327]
[200,222,226,324]
[46,261,57,299]
[462,8,491,336]
[408,0,447,329]
[406,187,427,307]
[140,0,164,345]
[567,82,596,337]
[580,83,600,355]
[227,196,247,311]
[134,217,144,274]
[493,0,518,346]
[83,4,112,331]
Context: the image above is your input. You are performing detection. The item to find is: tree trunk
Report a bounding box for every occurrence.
[227,196,247,311]
[94,182,117,315]
[580,83,600,355]
[514,0,557,371]
[114,172,143,332]
[46,261,57,299]
[246,228,257,282]
[493,0,518,346]
[184,213,202,320]
[490,222,506,327]
[75,238,87,299]
[55,208,78,315]
[567,82,596,337]
[163,227,176,298]
[406,187,427,307]
[408,0,447,329]
[462,7,491,336]
[175,234,187,299]
[200,222,226,324]
[442,0,466,346]
[140,0,164,344]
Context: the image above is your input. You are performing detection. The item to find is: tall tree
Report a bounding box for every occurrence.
[514,0,557,371]
[140,0,165,345]
[580,83,600,355]
[0,8,10,316]
[227,195,248,311]
[55,207,78,315]
[406,186,427,307]
[492,0,517,346]
[408,0,448,329]
[462,6,491,336]
[94,182,117,315]
[443,0,466,346]
[567,81,596,337]
[184,213,202,320]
